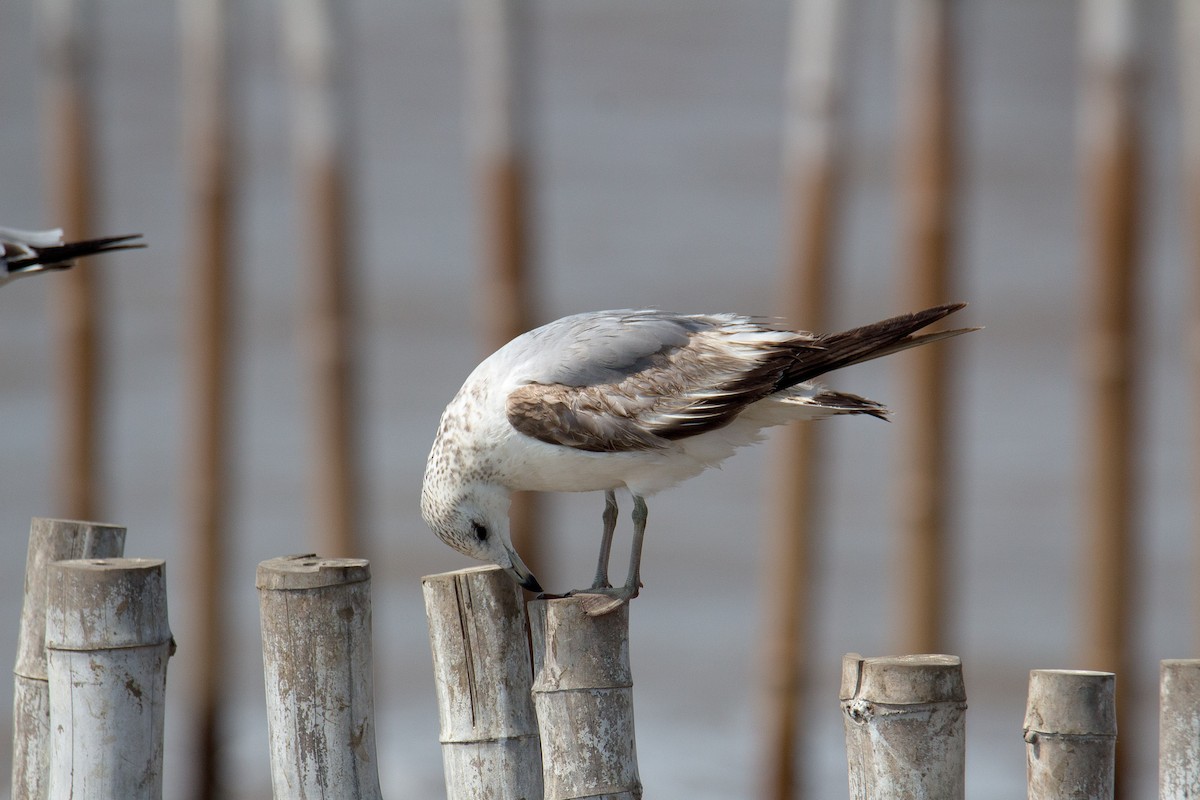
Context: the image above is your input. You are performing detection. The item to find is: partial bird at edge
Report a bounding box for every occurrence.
[0,227,145,287]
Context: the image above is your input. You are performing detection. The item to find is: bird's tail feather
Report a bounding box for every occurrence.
[782,302,976,387]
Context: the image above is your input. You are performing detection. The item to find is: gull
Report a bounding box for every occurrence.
[0,227,144,288]
[422,302,975,615]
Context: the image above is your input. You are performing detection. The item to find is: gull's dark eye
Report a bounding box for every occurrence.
[472,521,489,542]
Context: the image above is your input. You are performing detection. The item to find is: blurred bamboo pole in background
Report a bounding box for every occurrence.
[181,0,236,793]
[1179,0,1200,656]
[760,1,846,798]
[282,0,362,558]
[1078,2,1140,798]
[894,0,959,654]
[37,0,104,520]
[462,0,543,579]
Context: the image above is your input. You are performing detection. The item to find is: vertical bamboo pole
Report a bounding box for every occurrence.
[1024,669,1116,800]
[37,0,103,520]
[893,0,959,655]
[45,558,174,800]
[11,518,126,800]
[180,0,235,791]
[840,653,966,800]
[1159,660,1200,798]
[461,0,543,577]
[761,2,846,798]
[422,566,542,799]
[281,0,361,558]
[1177,0,1200,655]
[1078,4,1139,797]
[529,597,640,799]
[257,556,383,799]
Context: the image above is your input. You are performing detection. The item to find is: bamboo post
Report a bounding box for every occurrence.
[37,0,104,520]
[257,555,383,800]
[422,566,542,799]
[529,597,640,799]
[1024,669,1116,800]
[1159,660,1200,798]
[840,653,966,800]
[280,0,361,558]
[12,518,126,800]
[181,0,235,791]
[1078,3,1139,796]
[893,0,959,654]
[45,558,173,800]
[461,0,543,578]
[762,2,846,798]
[1177,0,1200,654]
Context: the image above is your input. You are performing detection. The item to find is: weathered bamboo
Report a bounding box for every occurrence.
[257,555,383,799]
[422,566,542,799]
[181,0,235,792]
[1078,3,1139,796]
[1159,660,1200,798]
[762,3,846,798]
[37,0,103,520]
[281,0,361,558]
[45,558,173,800]
[840,653,966,800]
[12,518,126,800]
[893,0,960,655]
[1178,0,1200,655]
[1024,669,1116,800]
[530,597,640,799]
[461,0,543,578]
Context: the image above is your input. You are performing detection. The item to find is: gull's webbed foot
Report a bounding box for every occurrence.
[567,581,642,617]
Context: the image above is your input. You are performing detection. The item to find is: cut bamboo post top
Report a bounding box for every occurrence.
[257,553,382,800]
[45,559,173,800]
[841,653,966,800]
[840,653,965,705]
[256,553,370,590]
[422,566,542,800]
[530,596,640,800]
[1023,669,1117,738]
[45,558,171,650]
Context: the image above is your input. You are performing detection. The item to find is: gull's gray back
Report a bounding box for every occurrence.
[506,309,722,387]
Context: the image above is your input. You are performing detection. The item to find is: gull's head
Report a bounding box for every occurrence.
[420,479,542,593]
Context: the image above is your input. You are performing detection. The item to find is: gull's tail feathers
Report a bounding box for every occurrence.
[783,302,977,388]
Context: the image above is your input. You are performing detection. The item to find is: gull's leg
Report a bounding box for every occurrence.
[621,494,648,598]
[576,494,647,617]
[591,490,618,589]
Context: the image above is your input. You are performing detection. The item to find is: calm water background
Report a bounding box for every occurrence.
[0,1,1193,797]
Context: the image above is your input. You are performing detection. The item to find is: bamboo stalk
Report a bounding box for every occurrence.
[180,0,235,792]
[37,0,103,520]
[45,558,173,800]
[893,0,959,655]
[281,0,361,558]
[461,0,543,578]
[11,518,126,800]
[257,555,383,799]
[1177,0,1200,656]
[422,566,542,799]
[761,1,846,797]
[1159,660,1200,798]
[840,653,966,800]
[1078,3,1139,796]
[1024,669,1116,800]
[529,597,640,799]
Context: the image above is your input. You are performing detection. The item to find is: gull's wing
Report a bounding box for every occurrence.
[505,305,974,453]
[1,229,144,283]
